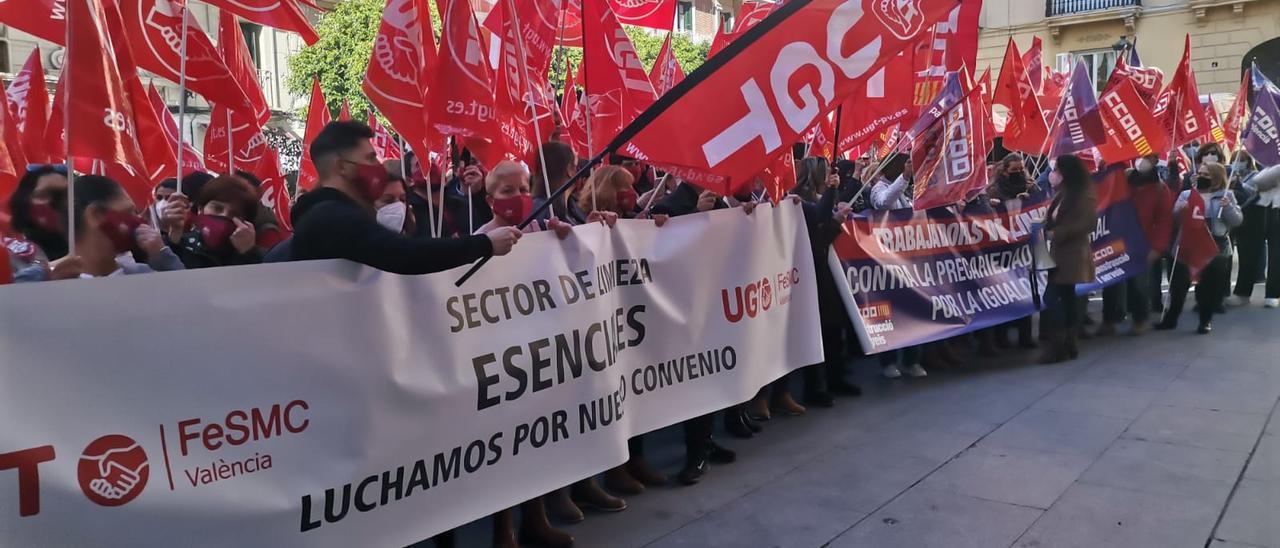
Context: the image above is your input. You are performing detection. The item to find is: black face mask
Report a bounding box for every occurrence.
[1196,176,1213,190]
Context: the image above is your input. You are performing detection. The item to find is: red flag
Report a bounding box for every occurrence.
[562,66,590,158]
[976,67,996,149]
[756,150,796,200]
[1223,71,1248,152]
[0,0,64,44]
[607,0,674,30]
[65,0,150,203]
[365,0,440,158]
[117,0,257,118]
[338,100,352,121]
[648,33,686,97]
[494,0,559,90]
[1104,55,1163,107]
[201,0,319,45]
[582,0,656,153]
[43,75,66,165]
[429,0,498,140]
[910,0,982,112]
[619,0,960,193]
[0,83,23,199]
[203,104,269,174]
[6,48,51,164]
[837,48,913,152]
[1097,78,1169,165]
[368,113,403,162]
[709,2,780,59]
[993,38,1049,154]
[1206,98,1228,151]
[218,10,271,129]
[150,85,204,177]
[485,0,550,166]
[910,71,989,210]
[556,0,583,47]
[1154,35,1211,148]
[1021,36,1043,93]
[256,149,293,232]
[991,38,1024,110]
[296,78,330,191]
[1177,189,1218,279]
[708,15,732,59]
[802,115,835,160]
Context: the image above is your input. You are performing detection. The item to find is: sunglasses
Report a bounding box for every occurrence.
[26,163,69,175]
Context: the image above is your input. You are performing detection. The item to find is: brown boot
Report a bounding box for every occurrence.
[626,456,669,487]
[603,465,644,495]
[492,509,519,548]
[570,478,627,512]
[770,391,806,416]
[519,498,574,548]
[543,487,583,523]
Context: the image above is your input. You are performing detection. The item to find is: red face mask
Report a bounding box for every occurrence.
[616,188,638,212]
[624,162,644,184]
[98,209,143,254]
[490,194,532,226]
[348,160,390,202]
[27,203,63,233]
[193,214,236,252]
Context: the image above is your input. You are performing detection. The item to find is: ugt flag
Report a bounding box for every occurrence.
[908,70,989,211]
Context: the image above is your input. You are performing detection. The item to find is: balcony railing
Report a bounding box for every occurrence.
[1046,0,1140,17]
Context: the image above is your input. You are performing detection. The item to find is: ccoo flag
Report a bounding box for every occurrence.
[1244,74,1280,167]
[909,70,989,211]
[1097,78,1168,165]
[1049,61,1107,156]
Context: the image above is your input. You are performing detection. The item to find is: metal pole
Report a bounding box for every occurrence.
[174,5,191,194]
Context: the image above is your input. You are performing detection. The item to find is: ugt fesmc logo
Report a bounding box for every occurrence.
[722,268,801,322]
[0,400,310,517]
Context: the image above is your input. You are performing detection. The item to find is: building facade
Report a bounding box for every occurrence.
[977,0,1280,95]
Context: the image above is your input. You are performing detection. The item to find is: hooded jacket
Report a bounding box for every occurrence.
[289,187,492,275]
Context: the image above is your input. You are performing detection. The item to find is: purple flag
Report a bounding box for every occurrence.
[1128,37,1142,67]
[1050,61,1108,156]
[1251,63,1280,106]
[1244,78,1280,167]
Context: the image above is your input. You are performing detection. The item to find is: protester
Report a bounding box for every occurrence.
[232,170,289,250]
[444,157,494,233]
[1229,159,1280,308]
[373,171,416,236]
[7,164,70,260]
[1041,155,1097,363]
[37,175,184,280]
[867,154,928,377]
[402,153,465,238]
[579,165,637,217]
[474,161,574,237]
[1158,162,1243,333]
[162,176,264,269]
[285,121,520,272]
[982,153,1039,349]
[1097,155,1172,336]
[532,141,587,224]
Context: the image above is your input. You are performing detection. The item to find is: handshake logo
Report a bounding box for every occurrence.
[77,435,150,507]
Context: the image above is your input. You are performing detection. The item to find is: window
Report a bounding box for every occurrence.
[1071,49,1118,93]
[675,1,693,33]
[239,22,262,68]
[719,10,734,33]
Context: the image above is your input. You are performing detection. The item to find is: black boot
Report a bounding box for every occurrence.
[722,408,754,439]
[677,442,709,485]
[1197,309,1213,334]
[742,410,762,433]
[1157,287,1187,330]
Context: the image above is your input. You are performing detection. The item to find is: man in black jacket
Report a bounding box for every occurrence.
[288,121,521,274]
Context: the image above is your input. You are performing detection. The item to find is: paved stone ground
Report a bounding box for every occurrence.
[446,298,1280,548]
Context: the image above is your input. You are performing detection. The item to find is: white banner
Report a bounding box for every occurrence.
[0,202,821,547]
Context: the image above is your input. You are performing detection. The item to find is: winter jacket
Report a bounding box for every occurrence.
[1174,188,1243,256]
[1127,174,1173,255]
[1046,183,1098,285]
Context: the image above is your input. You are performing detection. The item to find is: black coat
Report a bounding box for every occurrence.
[289,187,492,275]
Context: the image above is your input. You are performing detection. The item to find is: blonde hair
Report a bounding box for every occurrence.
[484,161,529,195]
[1202,162,1229,192]
[579,165,634,214]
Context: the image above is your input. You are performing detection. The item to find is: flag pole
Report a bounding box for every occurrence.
[506,0,554,205]
[64,0,76,257]
[227,109,235,173]
[174,4,191,194]
[831,105,843,164]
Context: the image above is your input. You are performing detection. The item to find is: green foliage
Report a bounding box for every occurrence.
[285,0,384,120]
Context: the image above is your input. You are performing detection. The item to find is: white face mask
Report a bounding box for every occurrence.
[376,201,407,233]
[1049,171,1064,187]
[1203,154,1220,165]
[1136,159,1154,174]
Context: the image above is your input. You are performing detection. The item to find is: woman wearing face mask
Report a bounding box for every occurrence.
[7,164,71,260]
[474,161,575,237]
[1096,155,1172,336]
[44,175,183,280]
[162,176,264,269]
[1157,163,1243,333]
[1040,155,1097,363]
[1228,153,1280,308]
[578,165,638,217]
[373,175,417,236]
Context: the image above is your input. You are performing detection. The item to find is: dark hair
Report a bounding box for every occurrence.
[1054,154,1089,191]
[157,178,178,191]
[881,153,910,182]
[310,121,375,171]
[1195,142,1224,164]
[8,165,67,234]
[534,141,577,198]
[181,172,215,207]
[73,175,125,237]
[197,175,260,220]
[235,170,264,189]
[1000,152,1024,169]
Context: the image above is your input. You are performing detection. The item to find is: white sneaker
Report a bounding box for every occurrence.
[1265,298,1280,309]
[903,363,928,378]
[882,365,903,379]
[1226,295,1249,307]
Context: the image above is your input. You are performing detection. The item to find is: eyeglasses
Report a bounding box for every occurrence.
[26,163,69,175]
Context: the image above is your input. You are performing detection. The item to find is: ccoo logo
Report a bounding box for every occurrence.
[77,435,149,507]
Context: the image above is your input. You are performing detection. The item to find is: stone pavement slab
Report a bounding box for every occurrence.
[1013,482,1224,548]
[826,486,1042,548]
